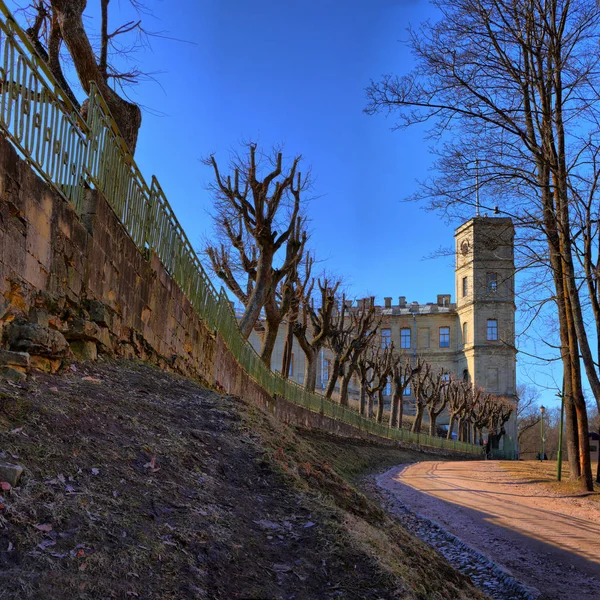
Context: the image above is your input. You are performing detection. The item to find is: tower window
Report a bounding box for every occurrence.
[400,328,411,349]
[381,328,391,349]
[486,272,498,294]
[439,327,450,348]
[463,322,468,345]
[462,276,468,297]
[487,319,498,341]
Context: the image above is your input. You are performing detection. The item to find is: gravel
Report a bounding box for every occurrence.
[366,476,539,600]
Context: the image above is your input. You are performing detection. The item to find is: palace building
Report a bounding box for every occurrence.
[250,216,518,455]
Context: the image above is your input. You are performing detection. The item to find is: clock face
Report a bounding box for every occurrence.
[460,239,470,255]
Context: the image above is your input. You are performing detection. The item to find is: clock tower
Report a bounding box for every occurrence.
[455,217,517,452]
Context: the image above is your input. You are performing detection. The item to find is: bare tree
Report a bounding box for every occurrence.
[205,144,308,365]
[293,276,339,392]
[389,356,418,429]
[366,0,597,489]
[24,0,145,153]
[426,369,449,437]
[324,298,379,404]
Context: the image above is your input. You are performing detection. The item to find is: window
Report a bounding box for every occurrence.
[381,328,391,349]
[463,369,469,382]
[384,378,391,396]
[463,322,468,345]
[288,353,294,377]
[486,272,498,294]
[439,326,450,348]
[487,319,498,341]
[322,358,330,387]
[403,383,411,396]
[400,328,411,349]
[462,276,468,297]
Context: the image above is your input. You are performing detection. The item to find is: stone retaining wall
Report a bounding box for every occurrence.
[0,135,470,457]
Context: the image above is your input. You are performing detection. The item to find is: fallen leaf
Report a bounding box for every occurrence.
[49,386,58,392]
[79,562,88,571]
[303,521,316,528]
[91,468,100,476]
[38,539,56,550]
[0,503,5,510]
[69,365,77,372]
[7,542,13,552]
[34,524,53,532]
[1,481,11,491]
[76,549,85,558]
[9,427,23,434]
[143,455,157,469]
[57,474,66,484]
[81,376,101,384]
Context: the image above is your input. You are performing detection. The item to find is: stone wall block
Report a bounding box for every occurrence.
[5,320,69,357]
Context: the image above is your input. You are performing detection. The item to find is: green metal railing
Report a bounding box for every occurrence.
[0,2,486,457]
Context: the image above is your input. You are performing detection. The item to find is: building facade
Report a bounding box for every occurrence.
[250,216,518,453]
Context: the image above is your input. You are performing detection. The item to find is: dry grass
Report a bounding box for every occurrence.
[0,359,487,600]
[499,459,600,501]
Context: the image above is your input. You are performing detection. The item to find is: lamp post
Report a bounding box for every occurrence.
[540,405,546,461]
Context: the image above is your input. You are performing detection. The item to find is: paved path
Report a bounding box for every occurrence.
[377,461,600,600]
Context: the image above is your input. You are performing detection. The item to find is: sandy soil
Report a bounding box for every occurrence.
[377,460,600,600]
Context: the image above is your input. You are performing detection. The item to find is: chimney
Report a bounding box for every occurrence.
[370,296,375,307]
[384,297,392,308]
[398,296,406,307]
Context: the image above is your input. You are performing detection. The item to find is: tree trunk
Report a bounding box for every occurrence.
[281,319,295,379]
[339,369,353,408]
[428,408,437,437]
[447,414,456,440]
[259,317,279,369]
[360,383,368,417]
[325,356,341,399]
[368,392,375,419]
[303,350,318,393]
[389,391,401,428]
[51,0,142,154]
[376,389,384,424]
[412,403,424,433]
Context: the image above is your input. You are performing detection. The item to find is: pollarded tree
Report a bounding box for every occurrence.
[324,298,379,405]
[426,369,449,437]
[293,276,340,393]
[205,144,308,364]
[389,356,418,429]
[24,0,144,153]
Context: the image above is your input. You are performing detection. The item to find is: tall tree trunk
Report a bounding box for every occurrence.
[51,0,142,153]
[368,392,375,419]
[428,408,437,437]
[259,317,279,369]
[325,356,341,399]
[360,382,368,417]
[339,369,353,408]
[281,319,295,379]
[447,414,456,440]
[389,391,401,428]
[303,350,318,393]
[376,389,384,423]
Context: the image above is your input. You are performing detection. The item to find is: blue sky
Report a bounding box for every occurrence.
[6,0,565,407]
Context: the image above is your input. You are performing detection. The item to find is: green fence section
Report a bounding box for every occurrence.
[0,2,487,457]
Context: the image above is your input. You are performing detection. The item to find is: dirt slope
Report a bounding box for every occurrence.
[0,359,486,599]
